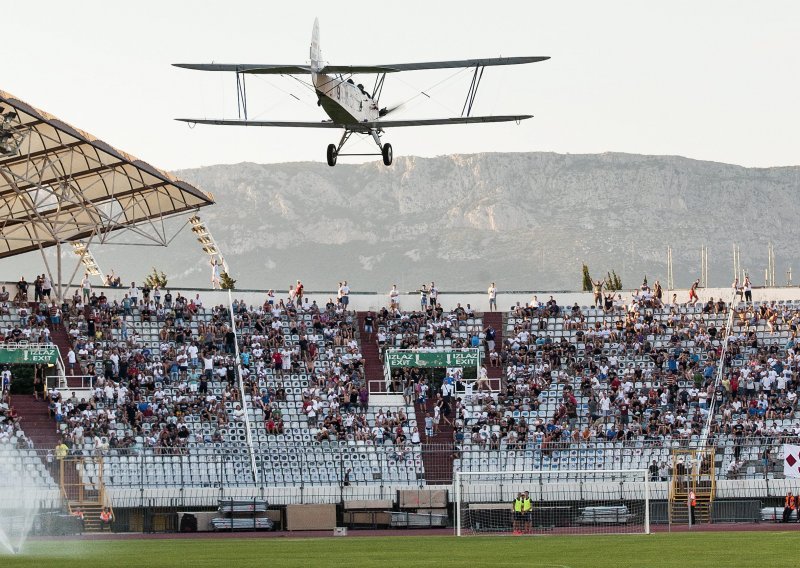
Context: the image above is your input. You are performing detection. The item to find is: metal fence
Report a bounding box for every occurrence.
[3,439,796,532]
[10,435,796,487]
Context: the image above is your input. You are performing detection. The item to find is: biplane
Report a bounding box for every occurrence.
[175,19,549,166]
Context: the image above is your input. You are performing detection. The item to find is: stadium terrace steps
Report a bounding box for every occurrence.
[70,502,105,532]
[50,318,73,357]
[47,309,87,389]
[415,398,455,484]
[482,311,504,382]
[356,311,385,392]
[11,395,61,448]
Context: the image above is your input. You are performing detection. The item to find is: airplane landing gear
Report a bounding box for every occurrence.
[325,129,392,167]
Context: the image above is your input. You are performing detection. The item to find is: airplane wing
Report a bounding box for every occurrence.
[321,56,549,73]
[352,115,533,128]
[173,63,313,74]
[174,57,549,75]
[175,115,532,129]
[175,118,342,128]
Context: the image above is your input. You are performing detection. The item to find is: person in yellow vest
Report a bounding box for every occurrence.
[512,492,524,534]
[100,507,113,531]
[783,492,796,523]
[54,441,69,461]
[689,490,696,524]
[522,491,533,533]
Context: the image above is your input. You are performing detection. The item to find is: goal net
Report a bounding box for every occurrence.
[454,469,650,536]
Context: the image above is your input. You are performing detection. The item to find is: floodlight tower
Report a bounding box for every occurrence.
[71,242,104,283]
[190,215,230,276]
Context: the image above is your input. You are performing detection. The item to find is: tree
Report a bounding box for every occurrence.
[604,270,623,291]
[143,267,167,289]
[581,264,593,292]
[220,272,236,290]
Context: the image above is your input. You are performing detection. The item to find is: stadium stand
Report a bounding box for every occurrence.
[4,279,799,503]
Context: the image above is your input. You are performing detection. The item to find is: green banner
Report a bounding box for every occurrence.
[0,346,60,365]
[385,350,481,369]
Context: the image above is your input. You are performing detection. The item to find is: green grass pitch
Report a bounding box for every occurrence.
[2,532,797,567]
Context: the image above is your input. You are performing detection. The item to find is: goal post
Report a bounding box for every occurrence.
[454,469,650,536]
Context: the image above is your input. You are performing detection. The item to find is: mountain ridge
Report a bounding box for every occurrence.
[6,152,796,292]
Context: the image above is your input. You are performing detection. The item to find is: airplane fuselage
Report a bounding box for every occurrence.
[312,73,380,126]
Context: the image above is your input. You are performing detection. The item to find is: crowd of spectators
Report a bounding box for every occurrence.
[5,271,800,484]
[32,278,246,456]
[455,284,734,454]
[0,384,33,449]
[704,302,800,465]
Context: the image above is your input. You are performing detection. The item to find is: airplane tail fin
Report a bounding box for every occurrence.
[310,17,322,72]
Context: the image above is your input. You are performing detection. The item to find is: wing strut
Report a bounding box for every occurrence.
[462,64,485,118]
[236,72,248,119]
[372,73,386,105]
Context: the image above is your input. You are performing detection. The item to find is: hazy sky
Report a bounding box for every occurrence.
[5,1,799,170]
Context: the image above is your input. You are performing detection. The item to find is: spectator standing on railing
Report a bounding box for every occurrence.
[688,279,700,306]
[430,281,439,308]
[487,282,497,311]
[80,273,91,303]
[128,282,139,306]
[743,276,752,302]
[592,279,604,308]
[389,284,400,310]
[15,276,28,306]
[419,284,428,311]
[33,275,43,302]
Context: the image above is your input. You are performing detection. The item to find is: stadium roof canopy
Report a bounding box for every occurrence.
[0,89,214,259]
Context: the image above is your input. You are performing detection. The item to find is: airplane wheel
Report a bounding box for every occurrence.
[382,143,393,166]
[326,144,337,167]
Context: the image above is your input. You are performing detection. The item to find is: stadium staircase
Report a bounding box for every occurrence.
[668,448,716,525]
[356,311,385,392]
[49,319,72,368]
[414,399,455,484]
[482,311,504,384]
[11,394,60,448]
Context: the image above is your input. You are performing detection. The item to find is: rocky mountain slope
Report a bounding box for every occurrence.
[12,152,796,292]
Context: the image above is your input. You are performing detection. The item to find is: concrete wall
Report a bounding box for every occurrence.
[17,282,800,314]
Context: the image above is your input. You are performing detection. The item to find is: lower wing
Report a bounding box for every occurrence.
[175,115,532,129]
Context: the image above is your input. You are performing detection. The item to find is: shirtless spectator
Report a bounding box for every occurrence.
[688,279,700,306]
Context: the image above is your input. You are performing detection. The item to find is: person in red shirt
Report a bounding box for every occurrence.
[730,375,739,398]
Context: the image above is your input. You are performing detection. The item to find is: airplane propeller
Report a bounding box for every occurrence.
[379,102,406,117]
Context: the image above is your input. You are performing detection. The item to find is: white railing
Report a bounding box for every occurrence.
[227,289,258,483]
[699,291,738,447]
[58,374,96,390]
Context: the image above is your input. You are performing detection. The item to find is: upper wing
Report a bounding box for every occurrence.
[175,115,532,129]
[174,56,549,75]
[175,118,341,128]
[173,63,312,74]
[321,56,549,73]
